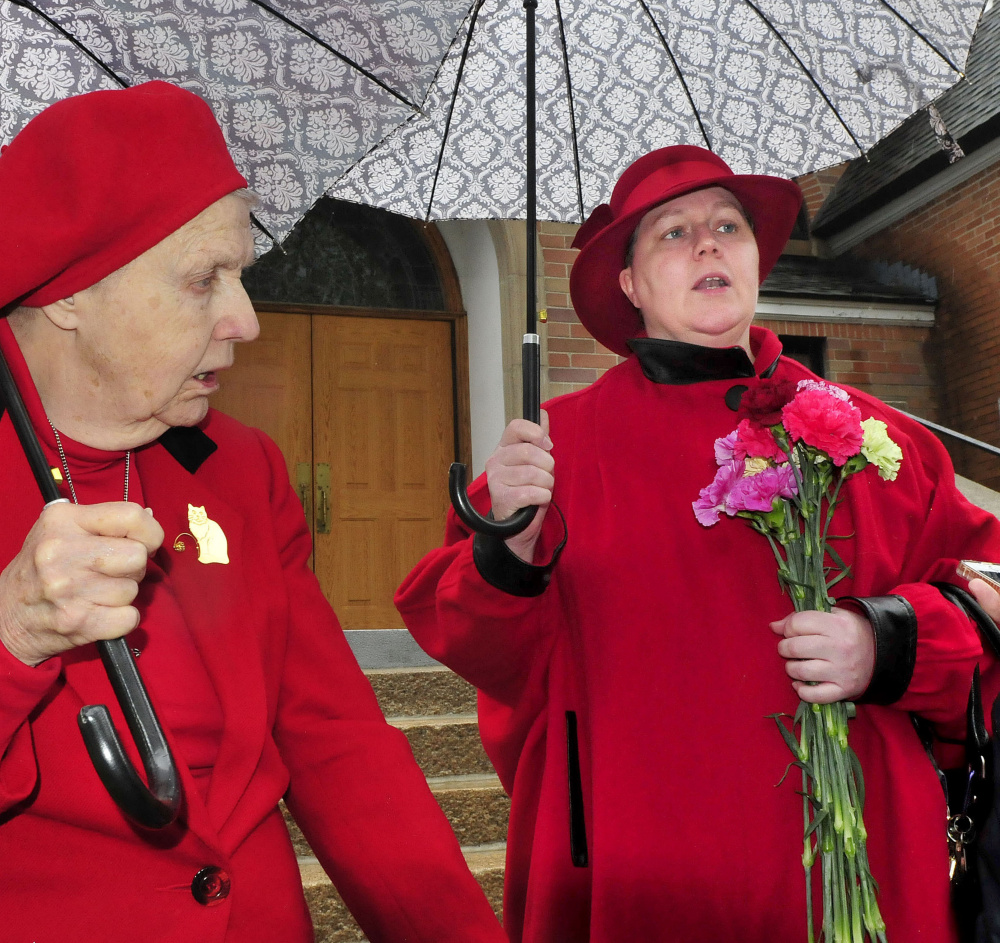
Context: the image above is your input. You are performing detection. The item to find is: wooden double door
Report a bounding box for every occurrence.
[212,309,457,629]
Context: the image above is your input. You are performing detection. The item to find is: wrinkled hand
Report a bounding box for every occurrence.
[968,578,1000,625]
[484,410,554,564]
[771,607,875,703]
[0,502,164,667]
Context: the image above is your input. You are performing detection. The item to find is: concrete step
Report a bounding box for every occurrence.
[391,713,494,778]
[300,843,506,942]
[367,666,477,717]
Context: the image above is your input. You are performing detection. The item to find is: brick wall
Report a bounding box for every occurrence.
[848,159,1000,487]
[796,163,850,222]
[761,318,937,415]
[538,220,623,399]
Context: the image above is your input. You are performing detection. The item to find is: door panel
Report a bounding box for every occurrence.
[312,316,454,630]
[211,309,456,631]
[210,311,313,520]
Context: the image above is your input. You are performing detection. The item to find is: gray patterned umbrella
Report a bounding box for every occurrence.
[329,0,987,538]
[0,0,471,245]
[332,0,986,223]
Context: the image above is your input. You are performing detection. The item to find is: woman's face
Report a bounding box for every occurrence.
[618,187,760,352]
[63,193,259,447]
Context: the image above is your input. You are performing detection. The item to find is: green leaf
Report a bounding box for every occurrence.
[849,750,866,809]
[805,808,830,839]
[772,715,804,759]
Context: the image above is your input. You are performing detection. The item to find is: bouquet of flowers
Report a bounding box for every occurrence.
[693,377,903,943]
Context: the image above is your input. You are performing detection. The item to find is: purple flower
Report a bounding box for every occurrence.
[715,430,739,465]
[693,461,744,525]
[727,463,797,513]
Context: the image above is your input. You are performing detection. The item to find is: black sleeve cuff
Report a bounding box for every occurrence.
[472,505,567,597]
[841,594,917,705]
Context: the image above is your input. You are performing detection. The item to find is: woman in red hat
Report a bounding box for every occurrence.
[0,83,506,942]
[397,146,1000,941]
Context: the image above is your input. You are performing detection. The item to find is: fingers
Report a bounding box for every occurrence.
[793,680,847,704]
[55,501,165,555]
[968,578,1000,624]
[771,607,875,702]
[0,502,162,665]
[487,415,555,523]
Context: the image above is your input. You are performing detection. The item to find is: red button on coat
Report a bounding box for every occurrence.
[191,866,231,906]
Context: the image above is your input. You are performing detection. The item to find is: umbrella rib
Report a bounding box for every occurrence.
[418,1,481,111]
[875,0,965,76]
[554,0,585,221]
[741,0,866,157]
[426,0,487,221]
[244,0,419,111]
[9,0,129,87]
[636,0,712,150]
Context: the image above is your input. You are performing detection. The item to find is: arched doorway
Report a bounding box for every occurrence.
[213,198,469,630]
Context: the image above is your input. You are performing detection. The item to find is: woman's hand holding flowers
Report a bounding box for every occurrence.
[771,608,875,703]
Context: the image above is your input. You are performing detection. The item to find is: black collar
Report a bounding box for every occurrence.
[627,337,780,385]
[0,406,218,474]
[158,425,218,473]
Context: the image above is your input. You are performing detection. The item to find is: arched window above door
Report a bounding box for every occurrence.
[243,197,447,311]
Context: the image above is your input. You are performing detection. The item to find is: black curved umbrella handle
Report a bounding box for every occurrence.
[449,335,541,539]
[0,351,181,829]
[78,638,182,829]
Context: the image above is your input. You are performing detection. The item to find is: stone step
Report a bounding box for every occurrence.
[367,665,477,717]
[283,773,508,856]
[300,843,506,942]
[391,713,494,778]
[426,773,510,846]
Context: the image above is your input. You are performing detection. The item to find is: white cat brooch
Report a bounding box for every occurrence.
[172,503,230,564]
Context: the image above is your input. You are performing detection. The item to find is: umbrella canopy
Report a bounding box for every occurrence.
[332,0,986,223]
[0,0,471,244]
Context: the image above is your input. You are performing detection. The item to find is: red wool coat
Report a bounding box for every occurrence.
[397,327,1000,943]
[0,324,505,942]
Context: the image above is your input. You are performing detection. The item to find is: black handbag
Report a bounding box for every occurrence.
[925,582,1000,942]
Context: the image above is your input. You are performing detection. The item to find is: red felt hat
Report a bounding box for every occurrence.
[0,81,248,311]
[569,146,802,357]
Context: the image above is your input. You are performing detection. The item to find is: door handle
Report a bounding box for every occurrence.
[295,463,312,523]
[316,463,331,535]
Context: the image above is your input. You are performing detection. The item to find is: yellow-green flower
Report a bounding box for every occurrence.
[861,418,903,481]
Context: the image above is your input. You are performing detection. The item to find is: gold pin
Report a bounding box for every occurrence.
[185,504,229,565]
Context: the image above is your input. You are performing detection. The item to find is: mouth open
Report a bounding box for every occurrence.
[696,275,730,290]
[192,371,219,389]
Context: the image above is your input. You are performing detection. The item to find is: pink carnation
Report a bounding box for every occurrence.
[733,419,787,463]
[714,430,738,465]
[781,388,863,466]
[727,463,797,513]
[693,461,743,525]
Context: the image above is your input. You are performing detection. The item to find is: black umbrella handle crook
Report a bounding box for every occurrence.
[449,335,540,539]
[0,349,181,829]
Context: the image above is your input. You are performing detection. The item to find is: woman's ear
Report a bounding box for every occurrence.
[619,267,637,307]
[39,295,80,331]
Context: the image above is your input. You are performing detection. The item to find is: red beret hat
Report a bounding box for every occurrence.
[569,146,802,357]
[0,81,248,310]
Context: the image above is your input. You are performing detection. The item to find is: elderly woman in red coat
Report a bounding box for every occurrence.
[396,146,1000,941]
[0,83,505,942]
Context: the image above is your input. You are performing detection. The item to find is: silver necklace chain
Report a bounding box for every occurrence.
[48,420,130,504]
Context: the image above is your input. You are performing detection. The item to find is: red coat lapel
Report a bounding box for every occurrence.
[136,442,269,838]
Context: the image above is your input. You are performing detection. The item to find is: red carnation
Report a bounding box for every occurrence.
[733,419,787,463]
[736,378,798,426]
[781,388,863,466]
